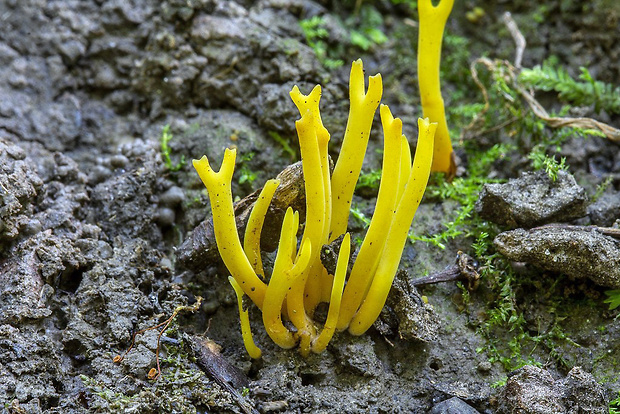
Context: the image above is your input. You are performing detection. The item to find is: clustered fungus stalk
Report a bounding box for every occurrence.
[418,0,456,177]
[193,59,437,357]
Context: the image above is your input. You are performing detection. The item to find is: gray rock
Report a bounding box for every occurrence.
[476,170,587,228]
[560,366,607,414]
[494,227,620,288]
[430,397,480,414]
[0,139,43,242]
[332,335,384,377]
[496,365,606,414]
[376,271,440,343]
[588,189,620,227]
[497,366,564,414]
[159,185,185,207]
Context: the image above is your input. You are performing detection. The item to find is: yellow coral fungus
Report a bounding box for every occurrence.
[193,150,267,307]
[244,178,280,279]
[349,117,436,336]
[193,59,436,356]
[228,276,262,359]
[418,0,456,177]
[330,59,383,240]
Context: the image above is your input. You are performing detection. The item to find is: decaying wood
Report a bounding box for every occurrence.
[178,161,308,271]
[184,333,259,414]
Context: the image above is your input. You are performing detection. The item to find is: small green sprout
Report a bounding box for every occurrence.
[299,16,344,69]
[268,131,297,161]
[161,124,186,172]
[238,152,257,185]
[528,149,568,181]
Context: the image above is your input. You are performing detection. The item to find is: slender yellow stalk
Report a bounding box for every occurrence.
[193,150,267,307]
[348,118,436,336]
[336,105,403,331]
[330,59,383,241]
[286,108,327,353]
[244,179,280,279]
[418,0,455,176]
[397,136,412,201]
[262,208,312,349]
[311,233,351,353]
[289,85,332,312]
[228,276,262,359]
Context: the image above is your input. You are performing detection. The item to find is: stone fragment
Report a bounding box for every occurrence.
[496,365,606,414]
[0,139,43,241]
[430,397,480,414]
[587,189,620,227]
[494,227,620,288]
[476,170,587,228]
[376,271,440,343]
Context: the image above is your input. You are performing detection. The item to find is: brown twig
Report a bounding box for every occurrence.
[114,297,203,381]
[412,251,480,290]
[468,57,620,142]
[502,12,526,69]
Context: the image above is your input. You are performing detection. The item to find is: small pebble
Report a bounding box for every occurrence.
[477,360,492,373]
[23,218,42,235]
[159,186,185,207]
[156,207,175,227]
[110,154,129,168]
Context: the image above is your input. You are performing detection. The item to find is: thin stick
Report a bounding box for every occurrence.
[502,12,526,69]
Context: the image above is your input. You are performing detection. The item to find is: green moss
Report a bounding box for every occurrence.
[610,391,620,414]
[160,124,186,172]
[519,59,620,114]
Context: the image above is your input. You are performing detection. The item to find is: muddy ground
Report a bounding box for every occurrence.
[1,0,619,413]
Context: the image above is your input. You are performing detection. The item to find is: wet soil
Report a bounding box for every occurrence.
[1,0,619,413]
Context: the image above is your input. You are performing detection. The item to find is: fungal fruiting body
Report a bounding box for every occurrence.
[193,59,436,357]
[418,0,456,177]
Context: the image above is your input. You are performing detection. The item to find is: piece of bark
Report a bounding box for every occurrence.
[184,333,259,414]
[178,161,306,271]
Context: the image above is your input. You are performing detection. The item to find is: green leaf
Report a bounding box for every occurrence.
[604,290,620,310]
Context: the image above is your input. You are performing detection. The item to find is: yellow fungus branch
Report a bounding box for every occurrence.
[262,208,312,349]
[337,105,403,331]
[193,150,267,307]
[418,0,455,177]
[244,179,280,279]
[330,59,383,240]
[312,233,350,353]
[349,118,436,336]
[229,277,262,359]
[397,135,412,201]
[286,108,326,353]
[289,85,332,313]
